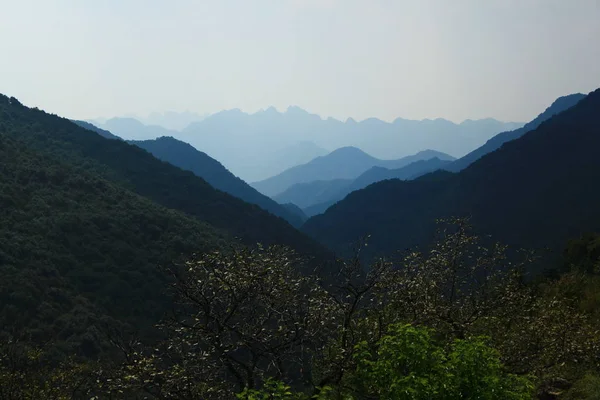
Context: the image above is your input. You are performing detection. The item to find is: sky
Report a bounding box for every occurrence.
[0,0,598,123]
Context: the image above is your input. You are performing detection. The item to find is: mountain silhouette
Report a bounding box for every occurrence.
[445,93,586,172]
[0,94,335,353]
[141,110,207,131]
[1,94,328,259]
[92,117,178,140]
[351,157,453,189]
[253,147,454,197]
[72,120,122,140]
[275,157,452,216]
[129,136,305,227]
[302,88,600,269]
[176,106,521,181]
[274,179,353,210]
[0,98,234,351]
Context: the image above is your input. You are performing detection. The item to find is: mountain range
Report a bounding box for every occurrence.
[176,108,521,181]
[72,122,310,226]
[73,120,122,140]
[278,157,453,216]
[269,93,587,216]
[302,89,599,269]
[252,148,454,197]
[92,107,521,182]
[91,111,207,132]
[0,94,330,352]
[138,111,208,131]
[3,87,597,358]
[444,93,587,172]
[128,136,306,226]
[92,117,178,140]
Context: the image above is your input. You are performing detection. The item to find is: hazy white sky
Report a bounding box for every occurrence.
[0,0,598,123]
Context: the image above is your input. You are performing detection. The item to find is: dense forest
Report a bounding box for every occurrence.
[3,221,600,399]
[0,131,231,355]
[0,94,329,358]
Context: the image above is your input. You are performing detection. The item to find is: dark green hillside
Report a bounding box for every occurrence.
[0,95,327,260]
[130,136,305,227]
[0,132,229,355]
[303,88,600,266]
[72,120,122,140]
[445,93,585,172]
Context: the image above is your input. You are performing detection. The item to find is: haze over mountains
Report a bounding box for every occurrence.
[93,117,178,141]
[444,93,587,172]
[84,94,589,225]
[267,93,589,217]
[177,108,522,182]
[277,157,454,216]
[70,124,309,226]
[252,147,454,197]
[92,111,207,132]
[90,107,522,182]
[302,89,600,266]
[129,136,307,226]
[138,111,208,131]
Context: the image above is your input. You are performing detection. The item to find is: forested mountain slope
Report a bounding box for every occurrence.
[72,120,122,140]
[0,95,327,259]
[302,88,600,266]
[445,93,586,172]
[0,132,230,355]
[130,136,305,226]
[92,117,177,140]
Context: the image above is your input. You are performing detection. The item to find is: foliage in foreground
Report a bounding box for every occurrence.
[2,221,600,399]
[239,323,533,399]
[350,324,532,399]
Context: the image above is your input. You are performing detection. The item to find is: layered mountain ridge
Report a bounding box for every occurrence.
[301,89,600,269]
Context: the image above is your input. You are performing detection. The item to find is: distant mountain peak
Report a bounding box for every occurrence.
[413,149,456,160]
[217,108,244,115]
[104,116,143,124]
[360,117,386,125]
[549,93,586,108]
[285,105,309,115]
[459,117,521,126]
[206,108,246,121]
[329,146,369,156]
